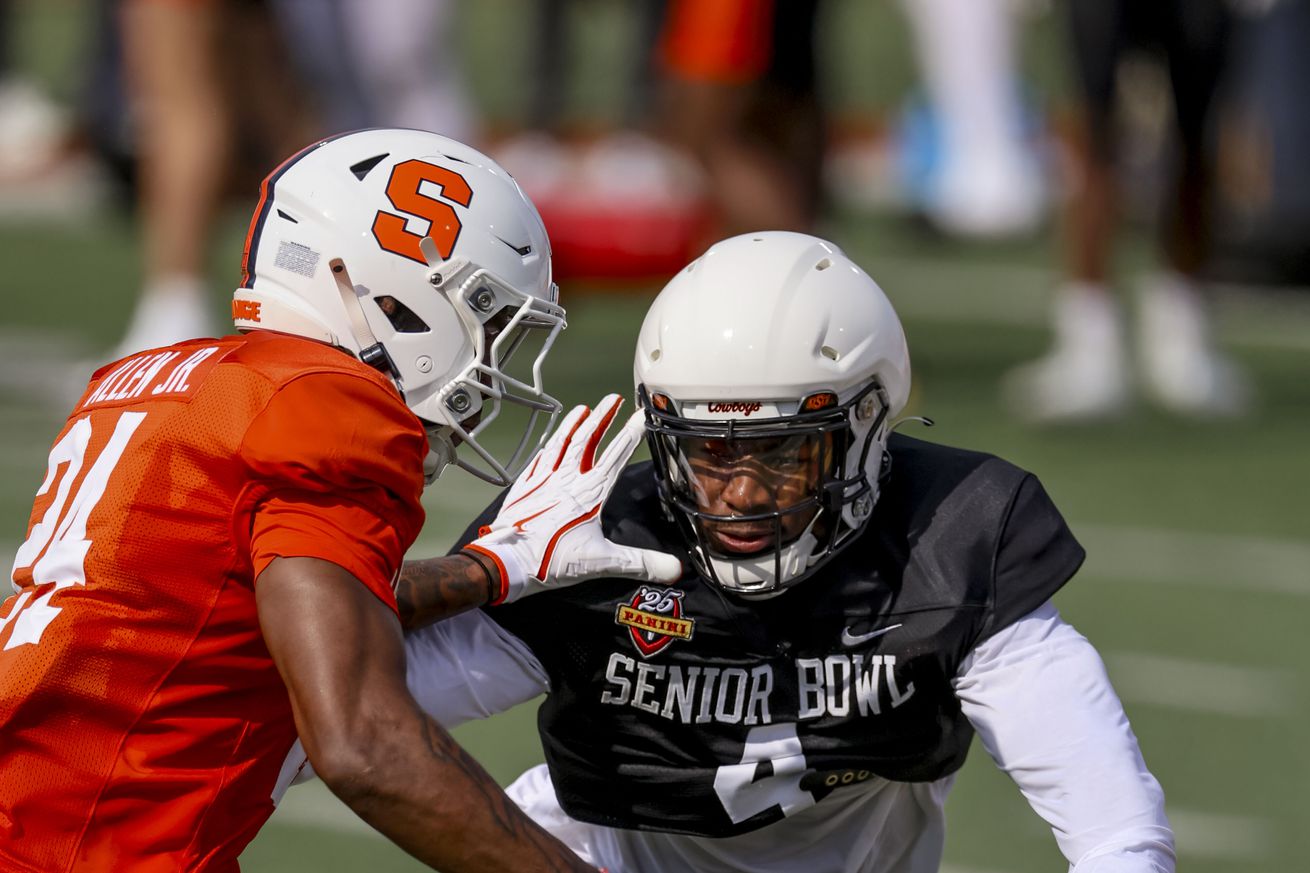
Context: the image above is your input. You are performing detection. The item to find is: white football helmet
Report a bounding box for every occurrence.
[634,232,911,598]
[233,129,565,486]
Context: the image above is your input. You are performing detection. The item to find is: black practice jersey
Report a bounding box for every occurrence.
[451,434,1085,838]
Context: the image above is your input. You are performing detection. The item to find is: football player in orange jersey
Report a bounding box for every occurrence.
[0,129,678,873]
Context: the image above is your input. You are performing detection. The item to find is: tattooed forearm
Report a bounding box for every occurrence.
[414,708,595,872]
[394,553,497,630]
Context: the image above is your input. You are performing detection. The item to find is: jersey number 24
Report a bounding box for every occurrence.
[4,412,145,650]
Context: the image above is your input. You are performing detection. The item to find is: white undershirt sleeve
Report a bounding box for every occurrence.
[403,609,550,728]
[952,602,1176,872]
[272,610,547,804]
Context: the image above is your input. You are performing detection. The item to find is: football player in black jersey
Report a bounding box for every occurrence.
[298,232,1175,872]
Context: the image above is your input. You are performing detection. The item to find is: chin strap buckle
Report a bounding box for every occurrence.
[358,342,399,378]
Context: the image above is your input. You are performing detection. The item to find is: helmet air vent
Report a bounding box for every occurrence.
[376,295,430,333]
[815,258,832,271]
[349,153,390,181]
[821,345,839,361]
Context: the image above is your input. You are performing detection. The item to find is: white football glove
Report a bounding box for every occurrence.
[465,394,682,604]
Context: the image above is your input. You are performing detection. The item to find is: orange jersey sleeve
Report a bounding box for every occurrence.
[240,369,427,611]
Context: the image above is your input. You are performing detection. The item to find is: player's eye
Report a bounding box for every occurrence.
[688,438,732,462]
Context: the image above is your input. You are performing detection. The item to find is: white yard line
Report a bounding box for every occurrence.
[1104,651,1294,718]
[1169,808,1272,862]
[1076,523,1310,598]
[268,781,383,839]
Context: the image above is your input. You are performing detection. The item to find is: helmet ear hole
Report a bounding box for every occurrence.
[376,296,430,333]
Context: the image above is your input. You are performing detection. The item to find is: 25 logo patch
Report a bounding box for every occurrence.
[615,586,695,658]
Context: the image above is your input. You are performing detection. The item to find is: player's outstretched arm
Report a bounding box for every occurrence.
[395,394,681,630]
[257,556,596,873]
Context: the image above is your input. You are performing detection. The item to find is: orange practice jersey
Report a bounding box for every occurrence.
[0,332,427,872]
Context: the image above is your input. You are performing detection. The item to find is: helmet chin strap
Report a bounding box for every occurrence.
[330,247,468,488]
[423,428,457,485]
[891,415,935,431]
[329,257,400,381]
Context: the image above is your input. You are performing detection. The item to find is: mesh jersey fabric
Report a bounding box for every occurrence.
[0,331,426,872]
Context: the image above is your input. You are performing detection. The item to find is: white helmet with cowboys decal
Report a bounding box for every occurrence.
[634,231,911,597]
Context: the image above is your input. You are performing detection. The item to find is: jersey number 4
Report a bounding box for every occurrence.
[713,723,817,824]
[3,412,145,650]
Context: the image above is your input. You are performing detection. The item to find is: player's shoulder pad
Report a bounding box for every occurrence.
[225,331,400,396]
[879,432,1030,530]
[878,434,1083,633]
[239,345,426,508]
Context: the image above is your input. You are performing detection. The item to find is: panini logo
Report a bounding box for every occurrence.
[616,606,694,640]
[617,586,695,658]
[707,401,762,416]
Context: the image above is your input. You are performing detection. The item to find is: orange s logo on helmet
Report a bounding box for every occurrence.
[372,160,473,264]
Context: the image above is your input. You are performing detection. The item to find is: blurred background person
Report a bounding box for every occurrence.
[1203,0,1310,288]
[1004,0,1251,422]
[0,0,79,195]
[271,0,475,142]
[488,0,717,283]
[115,0,234,358]
[654,0,824,238]
[896,0,1047,240]
[522,0,664,135]
[493,0,823,283]
[113,0,476,359]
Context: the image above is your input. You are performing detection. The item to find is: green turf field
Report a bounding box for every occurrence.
[3,2,1308,871]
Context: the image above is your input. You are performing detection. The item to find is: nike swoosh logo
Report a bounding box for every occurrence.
[512,502,558,532]
[841,623,902,646]
[496,236,533,257]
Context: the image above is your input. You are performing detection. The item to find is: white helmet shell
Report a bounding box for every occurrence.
[233,129,565,486]
[635,231,911,596]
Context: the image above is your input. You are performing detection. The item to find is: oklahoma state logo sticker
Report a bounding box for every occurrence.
[616,586,695,658]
